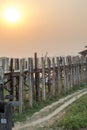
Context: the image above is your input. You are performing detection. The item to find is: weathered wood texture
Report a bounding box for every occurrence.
[19,59,24,113]
[0,55,87,112]
[28,58,33,107]
[41,57,46,101]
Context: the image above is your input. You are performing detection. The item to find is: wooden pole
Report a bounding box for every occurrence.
[70,57,73,88]
[19,59,24,113]
[41,57,46,101]
[52,57,56,96]
[28,58,33,107]
[22,59,26,102]
[15,59,20,100]
[81,56,84,83]
[47,57,51,97]
[57,57,62,94]
[85,57,87,81]
[15,58,19,70]
[76,56,80,86]
[62,57,67,93]
[66,56,70,91]
[9,58,14,101]
[72,57,76,87]
[66,56,73,89]
[15,76,19,101]
[34,53,40,102]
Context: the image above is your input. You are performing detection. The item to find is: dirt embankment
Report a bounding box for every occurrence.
[13,88,87,130]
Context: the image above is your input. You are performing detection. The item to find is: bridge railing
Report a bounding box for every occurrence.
[0,54,87,113]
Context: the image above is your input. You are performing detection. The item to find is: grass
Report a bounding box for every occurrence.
[58,93,87,130]
[14,97,62,122]
[13,82,87,123]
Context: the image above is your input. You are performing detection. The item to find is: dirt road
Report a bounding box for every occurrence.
[13,88,87,130]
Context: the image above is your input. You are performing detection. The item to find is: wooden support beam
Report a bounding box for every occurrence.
[15,76,19,101]
[62,57,67,93]
[22,59,26,102]
[19,59,24,113]
[41,57,46,101]
[66,56,73,89]
[15,58,19,70]
[47,57,51,97]
[52,57,56,96]
[28,58,33,107]
[57,57,62,94]
[76,56,80,86]
[9,58,14,101]
[85,57,87,81]
[34,53,40,102]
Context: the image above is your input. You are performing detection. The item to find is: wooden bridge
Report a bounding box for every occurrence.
[0,53,87,113]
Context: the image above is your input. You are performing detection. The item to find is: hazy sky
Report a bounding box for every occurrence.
[0,0,87,57]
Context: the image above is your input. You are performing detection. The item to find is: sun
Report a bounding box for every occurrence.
[3,7,21,23]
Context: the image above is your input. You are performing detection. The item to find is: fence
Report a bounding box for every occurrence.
[0,53,87,113]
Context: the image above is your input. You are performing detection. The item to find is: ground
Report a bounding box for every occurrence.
[13,88,87,130]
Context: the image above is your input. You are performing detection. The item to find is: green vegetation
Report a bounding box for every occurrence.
[14,96,63,122]
[58,93,87,130]
[14,82,87,123]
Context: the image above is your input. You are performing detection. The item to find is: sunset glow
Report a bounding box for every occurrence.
[0,0,87,57]
[3,7,21,23]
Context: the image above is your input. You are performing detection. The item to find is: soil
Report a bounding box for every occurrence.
[12,88,87,130]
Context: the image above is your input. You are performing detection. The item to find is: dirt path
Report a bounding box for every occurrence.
[13,88,87,130]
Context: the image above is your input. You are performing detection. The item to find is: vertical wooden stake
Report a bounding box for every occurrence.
[70,57,73,88]
[28,58,33,107]
[22,59,26,102]
[72,57,76,87]
[19,59,24,113]
[76,56,80,86]
[47,57,51,97]
[9,58,14,101]
[62,57,67,93]
[57,57,62,94]
[85,57,87,81]
[81,56,84,83]
[34,53,40,102]
[42,57,46,101]
[52,57,56,96]
[66,57,69,91]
